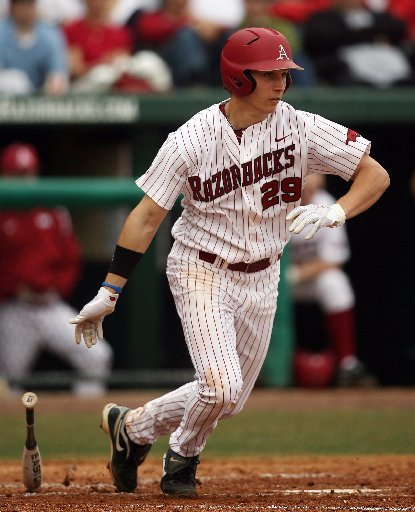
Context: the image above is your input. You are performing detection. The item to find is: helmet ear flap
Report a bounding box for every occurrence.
[285,70,292,92]
[238,70,291,95]
[225,66,257,96]
[229,70,292,95]
[244,70,256,94]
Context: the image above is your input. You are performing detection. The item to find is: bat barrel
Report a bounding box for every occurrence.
[21,392,42,492]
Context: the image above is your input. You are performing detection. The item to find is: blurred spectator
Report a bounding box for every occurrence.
[241,0,316,86]
[242,0,300,46]
[63,0,171,93]
[63,0,132,83]
[303,0,414,87]
[269,0,332,24]
[0,0,84,24]
[364,0,388,11]
[288,173,377,387]
[0,0,160,26]
[386,0,415,72]
[128,0,236,87]
[187,0,244,85]
[0,0,68,95]
[34,0,83,25]
[0,143,113,396]
[109,0,159,26]
[387,0,415,39]
[188,0,245,29]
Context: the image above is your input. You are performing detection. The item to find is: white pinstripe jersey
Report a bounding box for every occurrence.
[136,100,370,264]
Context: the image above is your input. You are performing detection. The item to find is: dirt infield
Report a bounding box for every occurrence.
[1,388,415,511]
[1,455,414,511]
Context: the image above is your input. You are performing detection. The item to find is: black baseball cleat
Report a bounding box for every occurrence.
[160,448,200,497]
[101,403,152,492]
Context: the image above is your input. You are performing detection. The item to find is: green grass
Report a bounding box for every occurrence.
[2,409,414,459]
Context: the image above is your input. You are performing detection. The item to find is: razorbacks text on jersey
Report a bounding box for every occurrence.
[137,100,370,264]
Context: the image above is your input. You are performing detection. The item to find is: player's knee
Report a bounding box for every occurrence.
[222,379,243,407]
[198,373,243,408]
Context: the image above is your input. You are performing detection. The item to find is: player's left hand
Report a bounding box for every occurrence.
[287,203,346,240]
[69,287,119,348]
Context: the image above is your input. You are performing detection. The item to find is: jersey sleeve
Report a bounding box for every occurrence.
[136,133,189,210]
[302,112,371,181]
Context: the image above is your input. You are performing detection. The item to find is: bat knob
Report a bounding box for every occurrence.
[22,392,38,409]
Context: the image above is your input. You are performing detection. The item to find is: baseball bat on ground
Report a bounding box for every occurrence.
[21,392,42,492]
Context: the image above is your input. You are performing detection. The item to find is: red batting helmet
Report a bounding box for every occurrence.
[1,143,40,176]
[220,27,303,96]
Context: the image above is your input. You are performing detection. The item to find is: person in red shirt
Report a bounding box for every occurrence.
[63,0,172,92]
[387,0,415,39]
[269,0,332,23]
[63,0,132,81]
[0,143,113,396]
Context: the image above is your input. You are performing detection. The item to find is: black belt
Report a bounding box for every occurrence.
[198,250,278,273]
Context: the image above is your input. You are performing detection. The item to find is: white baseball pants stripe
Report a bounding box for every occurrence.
[126,242,280,457]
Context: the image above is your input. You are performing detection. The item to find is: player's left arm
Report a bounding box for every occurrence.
[336,153,390,220]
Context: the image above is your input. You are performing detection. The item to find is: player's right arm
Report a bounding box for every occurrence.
[104,195,169,290]
[69,195,169,347]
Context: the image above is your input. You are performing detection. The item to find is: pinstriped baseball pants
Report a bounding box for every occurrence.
[126,242,280,457]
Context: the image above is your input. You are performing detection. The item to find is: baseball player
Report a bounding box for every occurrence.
[0,143,113,397]
[289,173,376,386]
[70,27,389,497]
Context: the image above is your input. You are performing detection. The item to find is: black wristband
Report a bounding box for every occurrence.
[108,245,143,279]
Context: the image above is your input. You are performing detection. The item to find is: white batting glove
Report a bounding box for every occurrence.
[287,203,346,240]
[69,287,119,348]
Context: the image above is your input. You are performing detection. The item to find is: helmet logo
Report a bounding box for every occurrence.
[276,44,289,61]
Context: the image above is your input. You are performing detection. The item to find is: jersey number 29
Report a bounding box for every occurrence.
[260,177,301,211]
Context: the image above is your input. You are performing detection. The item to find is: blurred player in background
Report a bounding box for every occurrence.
[288,173,377,386]
[0,142,113,396]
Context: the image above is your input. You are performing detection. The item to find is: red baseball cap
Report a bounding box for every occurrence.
[1,143,40,176]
